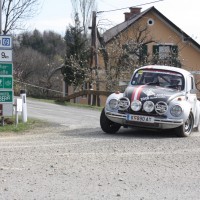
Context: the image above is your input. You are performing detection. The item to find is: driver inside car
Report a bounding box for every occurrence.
[144,74,159,85]
[169,78,182,90]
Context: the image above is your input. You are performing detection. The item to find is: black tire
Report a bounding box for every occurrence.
[100,108,121,134]
[176,113,194,137]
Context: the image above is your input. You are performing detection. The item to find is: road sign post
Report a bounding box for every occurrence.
[0,36,12,49]
[0,49,12,62]
[0,90,13,102]
[0,77,13,89]
[0,63,12,75]
[0,35,13,122]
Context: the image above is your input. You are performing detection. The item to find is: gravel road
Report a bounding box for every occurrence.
[26,98,100,130]
[1,100,200,200]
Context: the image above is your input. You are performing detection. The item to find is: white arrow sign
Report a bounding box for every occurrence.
[0,49,12,62]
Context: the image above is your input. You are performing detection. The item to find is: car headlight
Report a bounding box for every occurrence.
[143,101,154,113]
[131,100,142,111]
[108,99,119,110]
[170,105,182,117]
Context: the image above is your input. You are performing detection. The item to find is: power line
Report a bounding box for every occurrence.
[97,0,165,14]
[98,0,119,9]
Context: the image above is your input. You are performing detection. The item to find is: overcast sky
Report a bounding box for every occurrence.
[28,0,200,43]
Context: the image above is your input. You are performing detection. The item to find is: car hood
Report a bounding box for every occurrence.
[124,85,184,103]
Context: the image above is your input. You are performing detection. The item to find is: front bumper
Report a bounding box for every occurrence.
[106,111,183,129]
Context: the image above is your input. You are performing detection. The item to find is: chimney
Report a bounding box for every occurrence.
[124,7,142,21]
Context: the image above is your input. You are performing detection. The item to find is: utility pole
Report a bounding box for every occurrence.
[91,11,100,106]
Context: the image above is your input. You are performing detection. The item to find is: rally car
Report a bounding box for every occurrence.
[100,65,200,137]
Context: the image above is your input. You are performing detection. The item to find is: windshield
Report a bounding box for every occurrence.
[131,69,184,90]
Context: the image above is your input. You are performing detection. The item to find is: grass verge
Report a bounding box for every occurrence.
[0,117,45,133]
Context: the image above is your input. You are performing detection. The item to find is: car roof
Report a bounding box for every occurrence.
[137,65,191,76]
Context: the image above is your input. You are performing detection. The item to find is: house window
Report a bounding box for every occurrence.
[152,44,180,67]
[140,44,148,57]
[159,45,170,59]
[153,45,178,59]
[147,18,154,26]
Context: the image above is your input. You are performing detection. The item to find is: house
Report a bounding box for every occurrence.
[72,6,200,106]
[101,6,200,70]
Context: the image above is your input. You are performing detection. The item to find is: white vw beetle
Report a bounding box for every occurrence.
[100,65,200,137]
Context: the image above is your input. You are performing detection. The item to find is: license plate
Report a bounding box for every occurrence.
[127,114,154,123]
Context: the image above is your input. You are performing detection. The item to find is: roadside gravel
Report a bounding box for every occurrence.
[1,123,200,200]
[1,99,200,200]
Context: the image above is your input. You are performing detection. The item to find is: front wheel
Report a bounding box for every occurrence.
[100,108,121,134]
[175,113,194,137]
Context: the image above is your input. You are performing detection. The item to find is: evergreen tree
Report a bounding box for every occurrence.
[62,13,90,88]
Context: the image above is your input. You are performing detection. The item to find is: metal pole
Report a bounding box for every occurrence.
[20,90,27,123]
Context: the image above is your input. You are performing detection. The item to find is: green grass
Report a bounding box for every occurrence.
[0,117,44,133]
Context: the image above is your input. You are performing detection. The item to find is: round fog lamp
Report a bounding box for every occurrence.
[143,101,154,113]
[131,100,142,111]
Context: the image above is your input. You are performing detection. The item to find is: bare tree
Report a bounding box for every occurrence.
[99,22,154,92]
[1,0,40,34]
[70,0,96,35]
[13,46,48,86]
[13,46,64,97]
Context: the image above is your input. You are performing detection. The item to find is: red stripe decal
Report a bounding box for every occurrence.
[131,87,137,102]
[131,85,145,102]
[136,86,144,100]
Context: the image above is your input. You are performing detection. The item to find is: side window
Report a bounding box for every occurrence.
[191,77,194,90]
[187,76,195,91]
[191,76,196,90]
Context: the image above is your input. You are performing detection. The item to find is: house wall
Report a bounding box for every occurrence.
[100,11,200,71]
[145,11,200,71]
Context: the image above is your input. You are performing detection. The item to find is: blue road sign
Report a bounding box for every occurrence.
[0,36,12,49]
